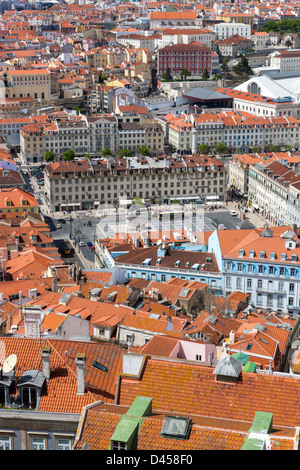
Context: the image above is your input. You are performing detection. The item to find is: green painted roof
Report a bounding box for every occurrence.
[110,416,140,444]
[127,396,152,417]
[243,361,257,372]
[232,352,249,365]
[250,411,273,434]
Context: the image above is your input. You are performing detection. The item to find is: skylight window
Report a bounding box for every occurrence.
[246,343,253,351]
[161,416,191,440]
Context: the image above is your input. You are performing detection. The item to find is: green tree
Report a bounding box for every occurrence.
[180,67,191,80]
[268,145,281,152]
[198,144,210,155]
[251,146,259,153]
[213,74,222,81]
[63,149,75,161]
[233,54,253,77]
[221,56,230,79]
[215,143,228,155]
[44,150,55,162]
[161,66,173,81]
[85,153,92,159]
[119,148,131,158]
[73,106,81,116]
[202,68,210,80]
[98,72,107,83]
[102,148,112,158]
[138,145,150,156]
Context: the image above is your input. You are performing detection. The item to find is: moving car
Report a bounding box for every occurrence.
[79,241,85,246]
[87,241,93,246]
[230,210,237,216]
[57,223,62,229]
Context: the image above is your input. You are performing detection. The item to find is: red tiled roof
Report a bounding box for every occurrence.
[117,356,300,428]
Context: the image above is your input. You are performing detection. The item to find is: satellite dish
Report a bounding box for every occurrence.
[3,354,17,373]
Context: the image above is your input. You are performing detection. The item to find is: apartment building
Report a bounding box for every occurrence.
[228,152,300,197]
[269,50,300,73]
[0,187,39,218]
[248,161,300,225]
[216,87,298,118]
[44,154,226,212]
[216,34,253,57]
[150,11,203,30]
[157,43,212,77]
[214,22,251,41]
[6,69,51,102]
[160,111,300,154]
[20,117,91,164]
[95,242,222,293]
[156,28,215,48]
[208,225,300,314]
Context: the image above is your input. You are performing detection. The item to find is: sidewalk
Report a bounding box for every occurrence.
[224,200,271,228]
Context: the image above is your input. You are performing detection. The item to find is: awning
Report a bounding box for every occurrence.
[119,199,133,205]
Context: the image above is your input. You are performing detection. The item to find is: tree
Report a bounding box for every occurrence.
[119,148,131,158]
[138,145,150,156]
[98,72,107,83]
[221,56,230,79]
[44,150,55,162]
[251,146,259,153]
[73,106,81,116]
[202,68,210,80]
[267,145,281,152]
[161,66,173,81]
[215,143,228,155]
[102,148,112,158]
[63,149,75,161]
[180,67,191,81]
[198,144,210,155]
[233,54,253,77]
[85,153,92,159]
[213,74,222,81]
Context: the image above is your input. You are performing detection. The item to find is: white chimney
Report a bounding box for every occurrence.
[41,346,51,381]
[229,330,235,344]
[75,353,86,395]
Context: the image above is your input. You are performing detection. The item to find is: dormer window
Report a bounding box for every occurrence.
[281,253,287,261]
[270,252,276,260]
[291,254,297,262]
[249,250,255,258]
[238,250,244,258]
[259,251,265,259]
[161,416,191,440]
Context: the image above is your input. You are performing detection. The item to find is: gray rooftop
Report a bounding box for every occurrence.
[182,87,232,101]
[17,369,45,389]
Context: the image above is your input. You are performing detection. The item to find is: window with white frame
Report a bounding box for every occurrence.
[31,436,46,450]
[111,441,126,450]
[56,438,72,450]
[0,436,12,450]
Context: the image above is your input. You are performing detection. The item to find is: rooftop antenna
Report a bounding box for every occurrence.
[3,354,17,374]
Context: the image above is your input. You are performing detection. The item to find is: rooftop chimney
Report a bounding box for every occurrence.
[41,346,51,381]
[75,353,86,395]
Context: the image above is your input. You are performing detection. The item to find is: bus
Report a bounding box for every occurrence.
[158,211,185,221]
